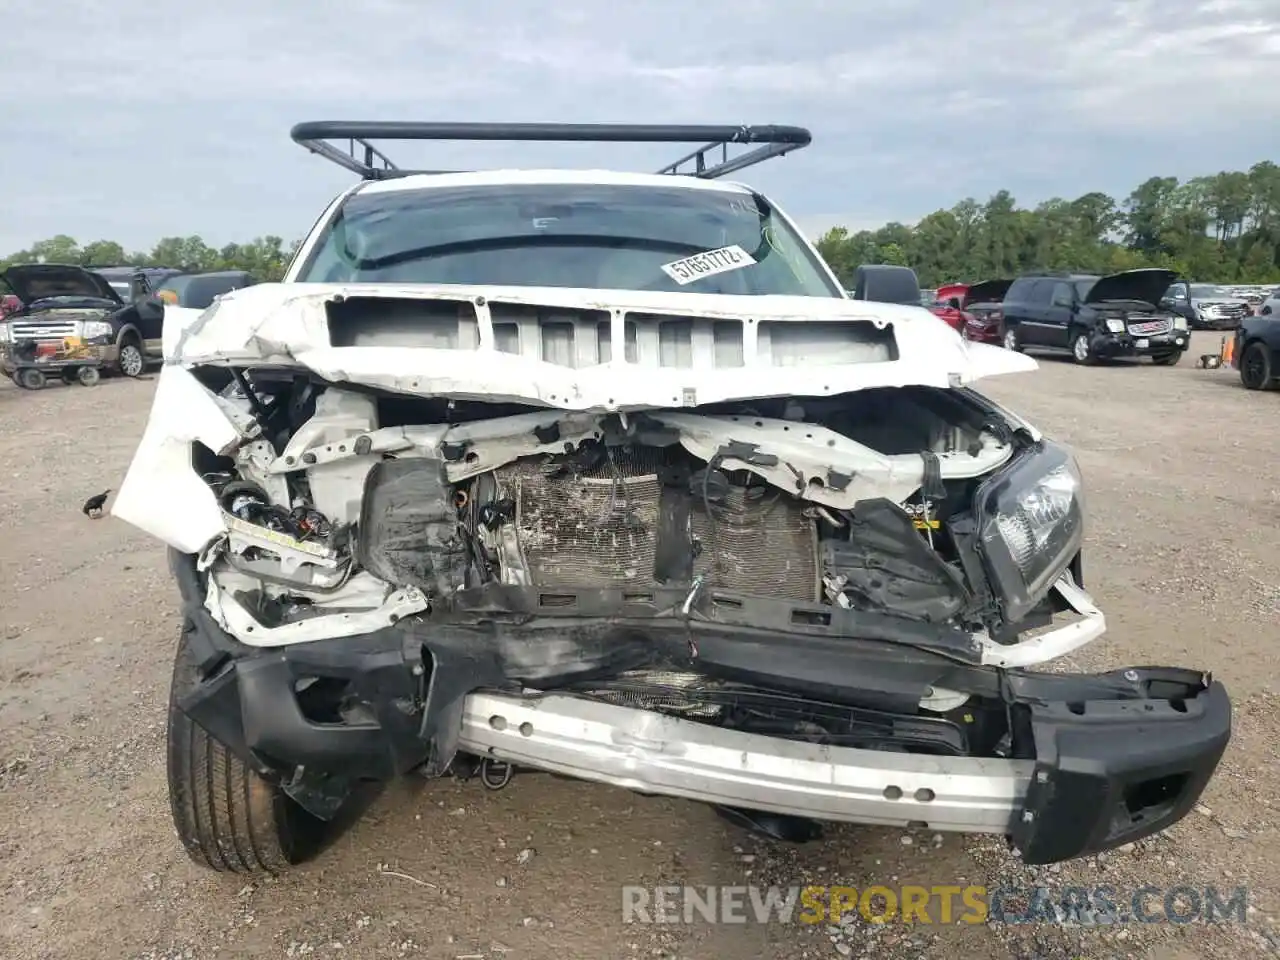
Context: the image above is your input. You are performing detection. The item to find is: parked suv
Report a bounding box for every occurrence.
[1259,287,1280,316]
[1161,282,1250,330]
[0,264,161,379]
[1000,268,1190,365]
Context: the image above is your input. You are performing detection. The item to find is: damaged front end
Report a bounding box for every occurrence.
[119,285,1230,864]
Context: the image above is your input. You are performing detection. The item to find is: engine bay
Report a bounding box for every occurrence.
[185,368,1051,651]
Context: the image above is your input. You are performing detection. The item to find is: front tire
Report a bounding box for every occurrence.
[167,625,322,873]
[1071,330,1096,365]
[1240,341,1276,391]
[1152,352,1182,366]
[117,337,145,378]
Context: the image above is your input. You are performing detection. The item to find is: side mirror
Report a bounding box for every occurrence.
[1051,296,1073,308]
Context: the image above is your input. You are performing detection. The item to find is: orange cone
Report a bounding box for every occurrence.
[1221,335,1233,365]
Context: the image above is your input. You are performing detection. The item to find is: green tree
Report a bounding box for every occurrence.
[812,158,1280,288]
[6,157,1280,287]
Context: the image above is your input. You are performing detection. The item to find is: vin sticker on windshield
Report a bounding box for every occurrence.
[660,245,756,285]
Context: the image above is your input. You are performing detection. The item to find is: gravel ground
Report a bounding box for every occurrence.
[1,330,1278,960]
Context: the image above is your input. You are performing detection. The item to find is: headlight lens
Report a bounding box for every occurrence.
[0,322,8,342]
[82,320,113,338]
[1173,315,1188,331]
[1105,318,1125,333]
[975,442,1084,623]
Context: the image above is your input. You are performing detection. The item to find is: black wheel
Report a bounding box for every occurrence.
[1151,352,1182,366]
[77,366,101,386]
[167,625,323,873]
[16,368,46,390]
[1070,330,1096,366]
[1240,341,1277,391]
[117,337,145,378]
[1001,324,1022,352]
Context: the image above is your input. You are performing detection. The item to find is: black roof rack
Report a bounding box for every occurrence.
[289,121,812,181]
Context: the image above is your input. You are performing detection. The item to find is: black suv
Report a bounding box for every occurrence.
[1000,268,1190,366]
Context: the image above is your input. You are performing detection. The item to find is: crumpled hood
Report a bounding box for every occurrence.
[165,281,1038,411]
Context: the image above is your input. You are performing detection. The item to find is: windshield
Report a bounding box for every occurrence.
[1073,279,1097,299]
[1190,284,1231,298]
[295,183,842,297]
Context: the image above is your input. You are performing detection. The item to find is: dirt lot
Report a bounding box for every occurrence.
[1,329,1278,960]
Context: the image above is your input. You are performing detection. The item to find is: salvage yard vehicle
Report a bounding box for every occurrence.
[1232,308,1280,389]
[929,279,1013,342]
[0,263,159,380]
[113,122,1230,875]
[1000,268,1191,365]
[1162,281,1251,330]
[1259,286,1280,316]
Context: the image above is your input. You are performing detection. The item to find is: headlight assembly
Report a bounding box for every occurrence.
[1173,315,1188,331]
[82,320,113,338]
[1105,318,1125,333]
[975,441,1084,623]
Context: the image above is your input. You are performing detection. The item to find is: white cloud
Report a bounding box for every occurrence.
[0,0,1277,252]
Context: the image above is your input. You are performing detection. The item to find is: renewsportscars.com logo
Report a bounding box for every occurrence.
[621,884,1250,926]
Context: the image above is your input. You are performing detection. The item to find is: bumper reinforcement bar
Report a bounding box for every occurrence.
[458,692,1032,833]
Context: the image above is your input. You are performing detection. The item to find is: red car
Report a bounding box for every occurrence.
[929,282,971,332]
[929,279,1014,343]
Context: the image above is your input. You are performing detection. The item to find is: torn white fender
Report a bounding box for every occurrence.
[111,364,244,553]
[161,304,209,361]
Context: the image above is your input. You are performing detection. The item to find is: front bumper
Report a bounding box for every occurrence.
[963,319,1003,344]
[1089,330,1188,358]
[460,685,1230,865]
[0,341,118,374]
[170,555,1231,865]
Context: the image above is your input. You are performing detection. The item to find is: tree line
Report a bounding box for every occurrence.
[817,160,1280,289]
[3,160,1279,289]
[0,235,298,282]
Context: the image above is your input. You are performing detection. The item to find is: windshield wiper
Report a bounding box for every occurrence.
[336,232,716,272]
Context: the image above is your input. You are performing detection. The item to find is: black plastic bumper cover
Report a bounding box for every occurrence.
[169,552,1231,863]
[1090,330,1189,357]
[1012,681,1231,863]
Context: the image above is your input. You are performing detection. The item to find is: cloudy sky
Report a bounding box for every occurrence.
[3,0,1278,254]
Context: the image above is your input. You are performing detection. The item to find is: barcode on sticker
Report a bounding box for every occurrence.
[660,245,756,285]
